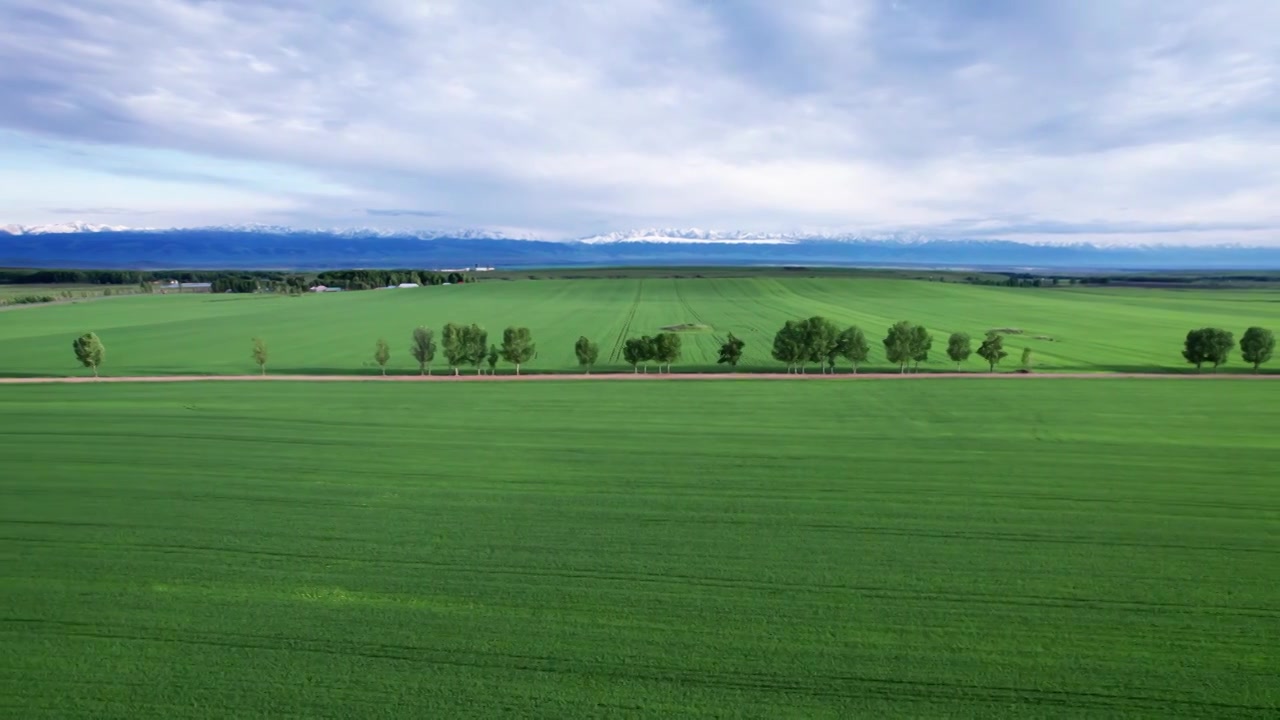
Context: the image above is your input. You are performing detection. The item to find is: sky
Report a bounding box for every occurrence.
[1,0,1278,245]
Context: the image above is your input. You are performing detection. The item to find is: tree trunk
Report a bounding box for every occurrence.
[381,367,386,376]
[516,364,520,375]
[92,365,99,378]
[453,367,459,376]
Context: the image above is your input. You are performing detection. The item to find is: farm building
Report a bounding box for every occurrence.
[159,281,212,293]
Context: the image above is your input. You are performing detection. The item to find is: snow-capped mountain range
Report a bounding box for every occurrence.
[0,222,908,244]
[3,222,132,235]
[0,223,1082,246]
[573,228,942,245]
[4,222,1280,270]
[0,222,534,240]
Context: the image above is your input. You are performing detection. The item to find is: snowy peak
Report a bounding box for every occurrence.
[2,222,130,235]
[0,222,544,241]
[190,224,535,240]
[576,228,798,244]
[572,228,954,245]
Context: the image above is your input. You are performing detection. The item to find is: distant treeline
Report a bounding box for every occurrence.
[312,269,474,289]
[4,267,1278,292]
[966,274,1112,287]
[0,268,476,291]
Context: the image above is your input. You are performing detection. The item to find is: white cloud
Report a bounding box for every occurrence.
[0,0,1277,244]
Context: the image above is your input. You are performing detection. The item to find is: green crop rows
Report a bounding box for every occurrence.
[2,380,1278,718]
[2,277,1277,376]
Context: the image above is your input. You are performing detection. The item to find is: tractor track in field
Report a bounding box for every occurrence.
[608,280,644,363]
[2,373,1276,384]
[671,278,723,344]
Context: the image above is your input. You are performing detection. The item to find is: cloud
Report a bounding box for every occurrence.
[46,206,155,215]
[365,209,448,218]
[0,0,1278,244]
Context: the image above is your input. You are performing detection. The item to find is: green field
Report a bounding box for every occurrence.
[1,277,1277,376]
[1,380,1277,717]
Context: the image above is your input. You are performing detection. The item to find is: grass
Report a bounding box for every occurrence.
[1,379,1277,718]
[1,277,1277,376]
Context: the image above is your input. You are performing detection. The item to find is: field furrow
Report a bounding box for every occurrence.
[2,380,1277,717]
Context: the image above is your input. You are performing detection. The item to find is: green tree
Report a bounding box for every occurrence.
[500,326,536,375]
[374,338,391,375]
[883,321,917,373]
[463,324,488,374]
[623,337,645,373]
[574,336,600,373]
[72,332,105,378]
[771,320,805,373]
[835,326,869,373]
[717,332,745,368]
[946,332,972,370]
[976,332,1008,372]
[251,337,268,375]
[442,322,466,375]
[486,344,500,375]
[803,316,840,374]
[1182,328,1208,372]
[1183,327,1234,373]
[1020,347,1033,371]
[410,326,436,375]
[1204,328,1235,372]
[1240,326,1275,373]
[637,335,658,373]
[653,332,682,373]
[909,324,933,373]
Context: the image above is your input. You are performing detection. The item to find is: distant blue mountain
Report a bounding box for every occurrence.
[2,226,1279,271]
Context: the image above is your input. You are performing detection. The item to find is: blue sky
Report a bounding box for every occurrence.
[1,0,1277,244]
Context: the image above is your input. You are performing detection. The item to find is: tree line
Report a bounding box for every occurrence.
[312,269,475,290]
[0,268,477,293]
[1183,327,1275,373]
[763,317,1014,373]
[67,324,1276,377]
